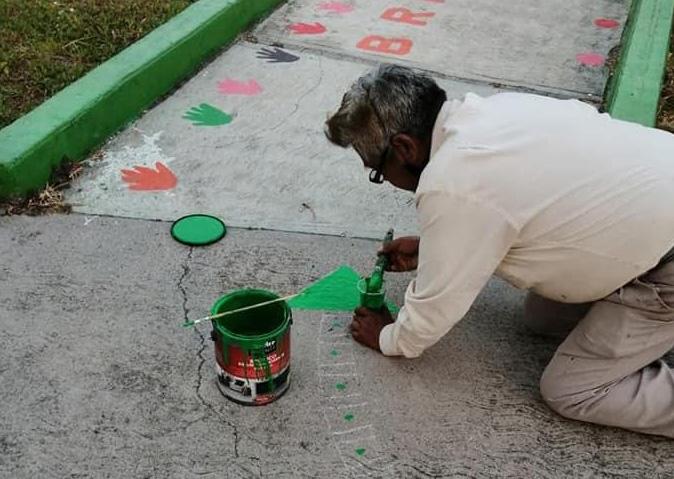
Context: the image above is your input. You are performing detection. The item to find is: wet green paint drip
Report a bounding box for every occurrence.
[335,383,347,391]
[344,413,354,422]
[355,448,366,456]
[288,265,399,313]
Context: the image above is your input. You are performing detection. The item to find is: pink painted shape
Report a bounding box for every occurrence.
[576,53,605,67]
[318,1,354,13]
[121,162,177,191]
[594,18,619,29]
[289,22,327,34]
[218,79,263,96]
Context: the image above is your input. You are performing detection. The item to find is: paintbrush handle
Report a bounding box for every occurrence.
[184,293,301,328]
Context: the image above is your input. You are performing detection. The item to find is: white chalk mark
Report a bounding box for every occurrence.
[329,402,369,409]
[319,361,355,367]
[83,216,95,226]
[325,393,363,400]
[332,424,373,436]
[334,435,378,444]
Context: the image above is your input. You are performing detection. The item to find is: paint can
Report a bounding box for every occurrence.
[210,289,291,405]
[357,278,386,310]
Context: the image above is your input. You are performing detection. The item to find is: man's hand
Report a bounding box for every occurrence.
[350,306,394,352]
[379,236,420,272]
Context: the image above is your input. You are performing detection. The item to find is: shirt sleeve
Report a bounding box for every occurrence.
[379,191,518,358]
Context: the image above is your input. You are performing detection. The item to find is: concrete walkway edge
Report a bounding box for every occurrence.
[605,0,674,126]
[0,0,284,200]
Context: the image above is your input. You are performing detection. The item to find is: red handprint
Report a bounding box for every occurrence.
[121,162,177,191]
[218,79,263,96]
[318,1,354,14]
[289,22,327,34]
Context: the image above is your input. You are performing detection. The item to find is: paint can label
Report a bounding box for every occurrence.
[215,331,291,379]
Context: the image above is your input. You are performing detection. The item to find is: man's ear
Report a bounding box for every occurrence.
[391,134,423,168]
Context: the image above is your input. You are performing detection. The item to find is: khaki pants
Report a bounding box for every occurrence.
[524,259,674,438]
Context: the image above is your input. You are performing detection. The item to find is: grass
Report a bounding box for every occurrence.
[0,0,193,129]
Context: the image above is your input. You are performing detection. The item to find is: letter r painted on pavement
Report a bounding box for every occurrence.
[381,7,435,26]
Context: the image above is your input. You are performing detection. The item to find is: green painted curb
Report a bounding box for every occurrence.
[605,0,674,126]
[0,0,283,200]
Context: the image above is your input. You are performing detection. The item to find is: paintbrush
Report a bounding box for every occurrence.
[182,293,302,328]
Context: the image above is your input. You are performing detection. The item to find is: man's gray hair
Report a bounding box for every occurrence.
[325,64,447,164]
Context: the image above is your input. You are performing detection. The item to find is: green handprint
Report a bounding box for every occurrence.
[183,103,233,126]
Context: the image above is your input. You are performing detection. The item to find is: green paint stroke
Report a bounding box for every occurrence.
[335,382,347,391]
[289,265,399,313]
[344,413,354,422]
[183,103,232,126]
[355,448,366,456]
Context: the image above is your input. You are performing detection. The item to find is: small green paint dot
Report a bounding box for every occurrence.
[344,413,354,422]
[355,448,366,456]
[335,383,346,391]
[330,349,341,356]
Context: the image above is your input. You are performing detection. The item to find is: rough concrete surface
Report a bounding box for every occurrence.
[1,215,672,478]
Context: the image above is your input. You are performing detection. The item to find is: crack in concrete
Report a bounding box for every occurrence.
[194,325,241,459]
[178,248,243,459]
[178,247,194,323]
[268,55,325,133]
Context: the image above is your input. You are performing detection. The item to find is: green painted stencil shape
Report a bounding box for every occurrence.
[288,265,399,312]
[171,214,227,246]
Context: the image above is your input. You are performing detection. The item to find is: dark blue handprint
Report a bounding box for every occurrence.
[256,47,300,64]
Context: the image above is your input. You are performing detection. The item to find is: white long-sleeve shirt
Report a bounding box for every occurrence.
[379,92,674,358]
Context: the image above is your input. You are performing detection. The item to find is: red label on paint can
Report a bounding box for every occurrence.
[214,330,291,379]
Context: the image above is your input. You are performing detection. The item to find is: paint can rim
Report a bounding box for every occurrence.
[211,288,291,345]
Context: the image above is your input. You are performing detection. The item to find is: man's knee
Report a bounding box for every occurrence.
[539,361,588,420]
[539,366,572,417]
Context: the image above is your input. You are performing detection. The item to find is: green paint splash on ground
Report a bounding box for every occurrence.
[344,413,354,422]
[330,349,340,356]
[355,448,366,456]
[288,265,399,313]
[335,382,347,391]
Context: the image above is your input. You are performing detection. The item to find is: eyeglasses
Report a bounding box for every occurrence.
[368,144,390,184]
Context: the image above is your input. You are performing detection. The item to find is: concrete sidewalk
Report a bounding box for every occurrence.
[5,0,673,477]
[1,215,672,478]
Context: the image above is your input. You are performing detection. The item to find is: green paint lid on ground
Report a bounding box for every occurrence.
[171,214,226,246]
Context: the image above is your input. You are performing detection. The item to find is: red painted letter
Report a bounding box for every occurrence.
[356,35,413,55]
[381,7,435,26]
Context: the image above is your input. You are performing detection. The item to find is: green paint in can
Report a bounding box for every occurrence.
[210,289,292,406]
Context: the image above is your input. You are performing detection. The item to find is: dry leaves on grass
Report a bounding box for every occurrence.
[0,161,85,216]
